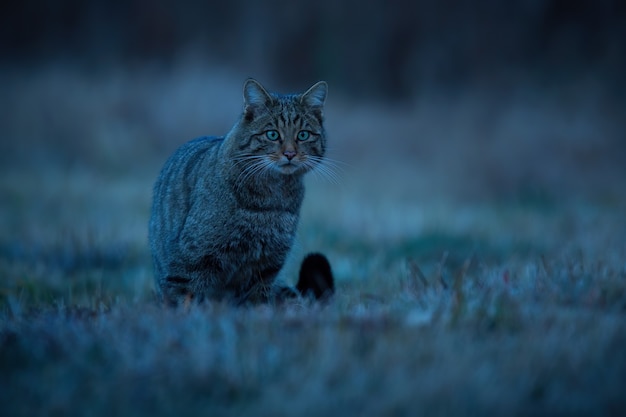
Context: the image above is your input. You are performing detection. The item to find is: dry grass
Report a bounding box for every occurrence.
[1,64,625,416]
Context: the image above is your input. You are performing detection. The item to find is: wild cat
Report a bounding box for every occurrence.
[149,79,334,306]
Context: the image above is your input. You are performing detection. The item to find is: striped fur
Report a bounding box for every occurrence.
[149,79,328,306]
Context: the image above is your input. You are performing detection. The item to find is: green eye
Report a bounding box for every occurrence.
[297,131,310,141]
[265,130,280,141]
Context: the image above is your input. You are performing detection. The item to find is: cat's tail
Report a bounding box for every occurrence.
[296,253,335,300]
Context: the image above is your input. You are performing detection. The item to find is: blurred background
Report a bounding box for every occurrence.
[0,0,624,310]
[2,0,625,198]
[3,0,626,99]
[2,0,625,199]
[1,0,625,263]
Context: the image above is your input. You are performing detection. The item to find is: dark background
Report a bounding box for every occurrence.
[3,0,625,100]
[1,0,625,200]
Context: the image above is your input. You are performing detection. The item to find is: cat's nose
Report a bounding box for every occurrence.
[283,150,297,160]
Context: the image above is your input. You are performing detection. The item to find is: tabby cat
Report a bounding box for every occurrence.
[149,79,334,306]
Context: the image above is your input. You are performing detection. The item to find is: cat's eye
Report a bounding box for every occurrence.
[297,131,311,141]
[265,130,280,141]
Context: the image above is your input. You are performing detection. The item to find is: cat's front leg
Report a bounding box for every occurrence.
[162,275,195,307]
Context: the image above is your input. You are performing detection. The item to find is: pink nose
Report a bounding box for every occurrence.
[283,150,296,160]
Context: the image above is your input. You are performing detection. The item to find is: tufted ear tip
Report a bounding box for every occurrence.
[243,78,273,121]
[243,78,273,108]
[301,81,328,108]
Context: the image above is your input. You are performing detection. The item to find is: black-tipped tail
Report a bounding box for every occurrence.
[296,253,335,300]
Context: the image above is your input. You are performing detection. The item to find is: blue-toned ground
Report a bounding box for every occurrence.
[1,66,625,416]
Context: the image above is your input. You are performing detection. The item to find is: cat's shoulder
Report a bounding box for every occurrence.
[179,135,224,152]
[164,135,223,163]
[157,135,224,183]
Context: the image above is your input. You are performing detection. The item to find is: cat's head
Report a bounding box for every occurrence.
[231,78,327,176]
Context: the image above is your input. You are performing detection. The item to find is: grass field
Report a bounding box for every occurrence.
[1,65,625,416]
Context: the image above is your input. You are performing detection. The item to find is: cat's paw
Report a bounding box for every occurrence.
[161,276,195,307]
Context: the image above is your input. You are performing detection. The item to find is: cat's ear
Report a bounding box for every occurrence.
[300,81,328,109]
[243,78,273,120]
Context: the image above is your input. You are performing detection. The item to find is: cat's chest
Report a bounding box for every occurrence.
[239,209,298,240]
[227,174,305,214]
[222,209,299,260]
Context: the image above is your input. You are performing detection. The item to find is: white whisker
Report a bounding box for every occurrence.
[236,157,271,186]
[231,154,265,167]
[303,155,344,185]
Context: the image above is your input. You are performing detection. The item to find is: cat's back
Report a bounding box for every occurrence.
[160,135,221,175]
[153,135,222,194]
[149,136,223,249]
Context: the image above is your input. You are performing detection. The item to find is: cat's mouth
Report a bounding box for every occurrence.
[274,157,309,175]
[276,160,301,174]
